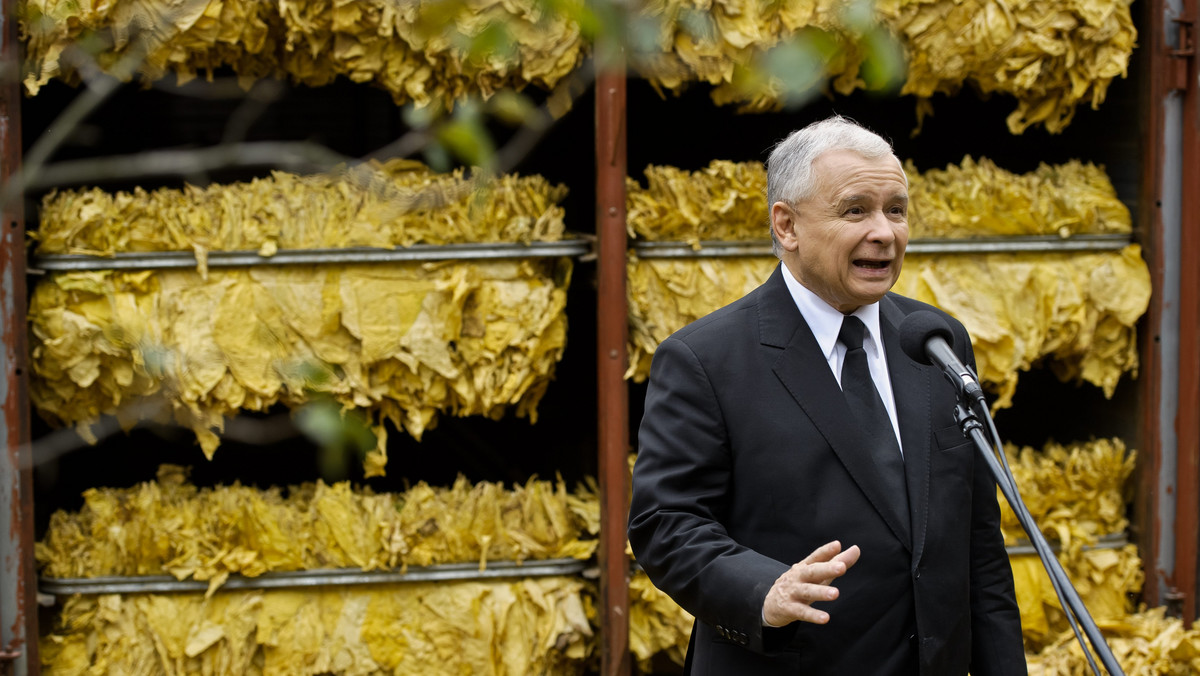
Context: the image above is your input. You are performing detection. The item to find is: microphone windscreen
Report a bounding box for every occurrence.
[898,310,954,365]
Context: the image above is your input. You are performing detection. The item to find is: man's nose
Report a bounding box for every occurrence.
[866,211,897,244]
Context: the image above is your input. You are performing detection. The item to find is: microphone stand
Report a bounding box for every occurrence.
[952,386,1125,676]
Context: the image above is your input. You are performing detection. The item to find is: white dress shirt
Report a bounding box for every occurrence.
[781,266,903,454]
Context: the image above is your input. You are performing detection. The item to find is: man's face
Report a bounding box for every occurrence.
[771,149,909,313]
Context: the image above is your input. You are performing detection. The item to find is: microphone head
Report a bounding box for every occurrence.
[898,310,954,365]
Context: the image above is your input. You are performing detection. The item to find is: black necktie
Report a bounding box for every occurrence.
[838,316,910,508]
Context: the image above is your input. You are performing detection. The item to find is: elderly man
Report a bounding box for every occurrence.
[628,115,1025,675]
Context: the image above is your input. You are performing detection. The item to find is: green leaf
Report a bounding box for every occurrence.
[760,37,826,106]
[464,20,518,64]
[436,118,496,170]
[488,90,537,126]
[859,27,907,92]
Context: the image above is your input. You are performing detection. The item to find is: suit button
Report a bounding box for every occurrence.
[914,568,921,580]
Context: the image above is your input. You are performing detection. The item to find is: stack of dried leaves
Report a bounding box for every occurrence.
[629,569,693,672]
[20,0,587,108]
[893,246,1150,409]
[626,255,775,381]
[885,0,1137,134]
[1012,544,1144,649]
[29,258,572,475]
[41,579,595,675]
[37,465,600,591]
[998,438,1135,548]
[28,160,572,475]
[1027,607,1200,675]
[634,0,1135,133]
[33,159,568,258]
[999,437,1141,647]
[906,157,1132,239]
[625,157,1131,245]
[625,160,768,248]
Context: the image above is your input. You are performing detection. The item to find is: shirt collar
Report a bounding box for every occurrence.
[780,264,883,356]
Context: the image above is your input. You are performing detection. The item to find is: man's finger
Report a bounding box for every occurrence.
[799,540,843,565]
[784,581,840,605]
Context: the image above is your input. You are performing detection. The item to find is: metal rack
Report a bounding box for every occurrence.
[31,237,596,272]
[39,558,589,597]
[631,234,1133,259]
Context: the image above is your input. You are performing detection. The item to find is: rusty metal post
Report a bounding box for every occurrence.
[1173,0,1200,626]
[595,42,631,676]
[1,0,37,670]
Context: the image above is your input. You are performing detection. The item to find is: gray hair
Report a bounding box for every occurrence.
[766,116,899,256]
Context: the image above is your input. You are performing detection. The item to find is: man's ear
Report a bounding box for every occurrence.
[770,202,798,252]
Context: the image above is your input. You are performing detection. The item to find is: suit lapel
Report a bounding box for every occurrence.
[880,296,932,564]
[762,268,912,551]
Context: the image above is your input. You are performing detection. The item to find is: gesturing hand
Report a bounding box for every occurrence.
[762,540,861,627]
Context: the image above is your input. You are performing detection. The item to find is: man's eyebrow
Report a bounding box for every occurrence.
[835,194,870,207]
[834,193,908,207]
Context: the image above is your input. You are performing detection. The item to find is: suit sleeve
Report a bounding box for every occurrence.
[956,321,1028,675]
[627,334,795,655]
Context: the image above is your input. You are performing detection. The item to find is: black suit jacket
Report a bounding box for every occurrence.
[628,265,1025,675]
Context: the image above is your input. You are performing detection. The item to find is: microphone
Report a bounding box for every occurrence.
[898,310,985,404]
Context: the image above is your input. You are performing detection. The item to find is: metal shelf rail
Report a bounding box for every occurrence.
[40,558,589,597]
[31,237,596,272]
[631,234,1133,259]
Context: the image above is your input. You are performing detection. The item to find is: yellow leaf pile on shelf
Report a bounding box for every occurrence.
[626,156,1131,244]
[906,157,1132,239]
[28,257,572,475]
[1012,544,1143,649]
[997,438,1139,647]
[883,0,1137,134]
[630,0,873,111]
[41,579,594,675]
[20,0,586,107]
[1026,607,1200,675]
[626,255,776,381]
[629,569,693,672]
[33,159,568,257]
[37,465,600,589]
[998,438,1135,548]
[635,0,1135,133]
[625,160,768,248]
[894,245,1150,408]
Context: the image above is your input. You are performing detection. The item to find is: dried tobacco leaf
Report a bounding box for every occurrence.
[29,258,572,475]
[36,467,600,582]
[33,159,568,256]
[41,578,594,675]
[632,0,1135,133]
[21,0,587,108]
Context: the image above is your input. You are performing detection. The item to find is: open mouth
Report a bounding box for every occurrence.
[854,259,890,269]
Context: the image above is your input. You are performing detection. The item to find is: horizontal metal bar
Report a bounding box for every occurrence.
[39,558,589,596]
[31,238,595,272]
[631,234,1133,259]
[1004,532,1130,557]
